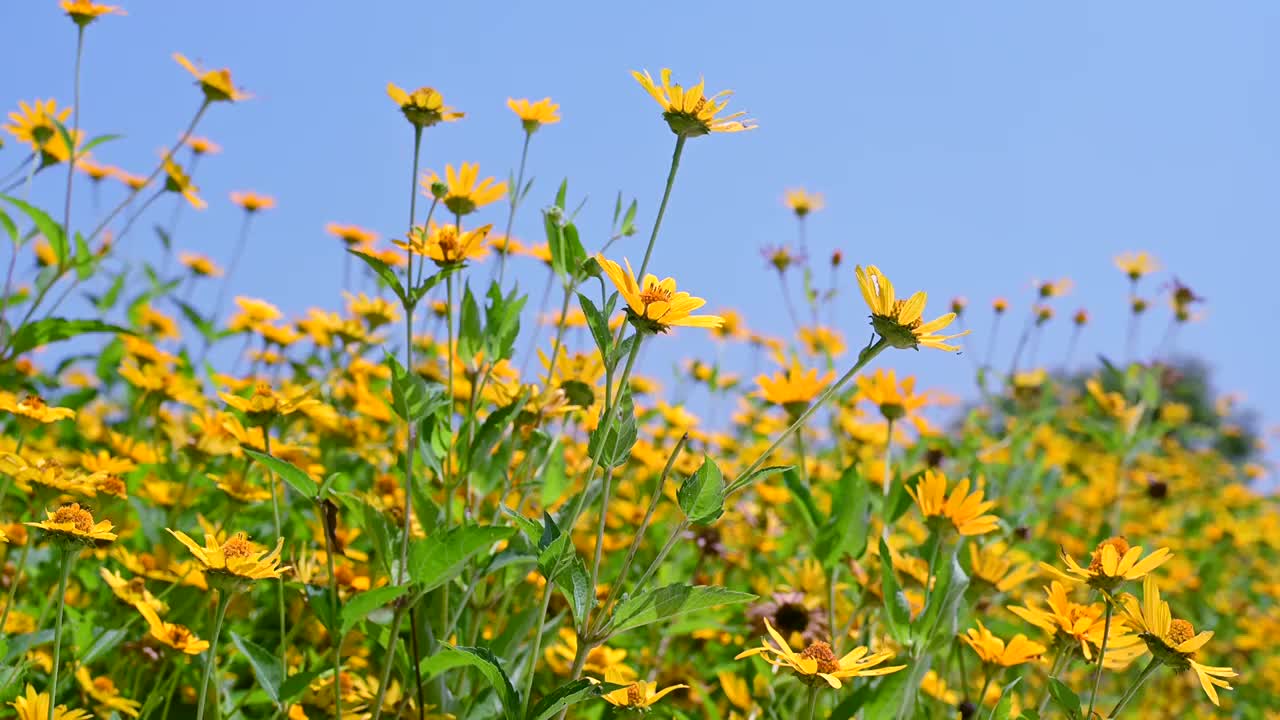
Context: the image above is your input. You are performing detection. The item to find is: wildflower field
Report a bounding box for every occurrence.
[0,3,1276,719]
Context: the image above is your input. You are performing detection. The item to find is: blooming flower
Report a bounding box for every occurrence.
[632,68,755,137]
[1042,536,1172,591]
[1114,251,1160,281]
[134,602,210,655]
[906,470,1000,536]
[756,358,833,412]
[963,621,1046,667]
[735,617,905,688]
[26,503,117,545]
[61,0,124,25]
[783,188,824,217]
[387,83,462,128]
[0,393,75,423]
[167,529,289,581]
[598,667,687,709]
[422,163,507,216]
[507,97,560,132]
[396,222,493,267]
[230,190,276,213]
[596,254,723,333]
[9,685,91,720]
[173,53,249,103]
[855,265,968,351]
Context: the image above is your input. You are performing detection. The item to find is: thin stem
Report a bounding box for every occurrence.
[496,132,532,286]
[62,26,85,248]
[727,339,890,496]
[635,135,686,280]
[212,212,254,325]
[262,428,287,669]
[369,603,408,720]
[321,506,344,720]
[0,540,30,635]
[1084,599,1114,720]
[626,518,688,611]
[518,583,555,718]
[921,534,943,615]
[803,685,819,720]
[826,564,840,651]
[195,590,232,720]
[1109,656,1162,718]
[1035,644,1072,715]
[48,548,74,720]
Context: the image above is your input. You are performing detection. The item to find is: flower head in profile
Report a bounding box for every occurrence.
[422,163,507,216]
[632,68,756,137]
[507,97,560,132]
[906,470,1000,536]
[75,667,142,718]
[173,53,249,103]
[1042,536,1171,592]
[162,154,205,209]
[219,382,316,426]
[735,617,905,688]
[855,369,927,422]
[167,529,288,582]
[26,503,117,545]
[1120,575,1236,705]
[1008,581,1141,665]
[179,251,223,278]
[597,667,687,710]
[596,254,723,334]
[855,265,968,351]
[0,393,75,424]
[62,1,125,26]
[134,601,209,655]
[230,190,276,213]
[325,222,377,247]
[387,83,462,128]
[963,621,1045,667]
[783,188,824,217]
[1114,251,1160,281]
[756,358,833,414]
[9,685,91,720]
[397,221,493,267]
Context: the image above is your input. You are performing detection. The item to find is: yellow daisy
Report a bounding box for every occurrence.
[507,97,560,132]
[422,163,507,216]
[167,529,289,581]
[61,0,125,26]
[855,265,968,352]
[596,254,723,333]
[906,470,1000,536]
[387,83,463,128]
[26,503,117,545]
[735,617,905,689]
[632,68,756,137]
[1042,536,1172,592]
[173,53,249,103]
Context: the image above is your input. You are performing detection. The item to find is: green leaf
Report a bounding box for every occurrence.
[79,628,126,665]
[878,538,913,646]
[348,249,407,306]
[559,553,593,626]
[577,292,612,360]
[230,631,283,704]
[727,465,792,494]
[608,584,755,637]
[1047,678,1082,720]
[1,195,64,266]
[815,464,871,566]
[677,455,726,525]
[409,526,514,592]
[862,656,930,720]
[6,317,130,356]
[468,399,525,470]
[540,445,568,507]
[527,678,624,720]
[587,390,637,469]
[435,645,519,720]
[339,585,407,635]
[782,468,820,530]
[458,282,482,359]
[279,670,324,703]
[387,353,445,423]
[79,133,122,155]
[988,677,1023,720]
[244,448,319,498]
[484,281,526,361]
[0,209,17,244]
[919,545,970,650]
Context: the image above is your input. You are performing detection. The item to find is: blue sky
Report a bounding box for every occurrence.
[5,2,1279,445]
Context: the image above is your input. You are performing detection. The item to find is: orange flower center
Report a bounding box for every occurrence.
[626,684,643,706]
[22,394,46,410]
[222,534,254,559]
[889,300,922,329]
[639,282,673,307]
[93,676,117,693]
[799,641,841,674]
[253,383,274,398]
[52,504,94,532]
[1088,536,1131,573]
[1168,618,1195,646]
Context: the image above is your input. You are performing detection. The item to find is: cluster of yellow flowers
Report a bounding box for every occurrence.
[0,3,1270,720]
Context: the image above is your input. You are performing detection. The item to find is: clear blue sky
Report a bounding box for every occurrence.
[5,2,1279,446]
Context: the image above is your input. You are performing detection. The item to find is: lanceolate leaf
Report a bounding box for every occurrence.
[244,448,319,498]
[433,645,520,720]
[608,584,755,637]
[6,317,131,357]
[230,631,283,704]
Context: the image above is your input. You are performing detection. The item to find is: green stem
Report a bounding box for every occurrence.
[195,590,232,720]
[262,428,287,670]
[496,131,532,286]
[727,338,889,495]
[0,540,30,635]
[803,685,820,720]
[1035,645,1071,715]
[212,212,254,325]
[921,535,943,617]
[518,581,555,718]
[1084,600,1114,720]
[321,511,344,719]
[635,135,686,280]
[881,417,894,542]
[368,604,407,720]
[1109,656,1162,718]
[48,548,74,720]
[62,25,84,246]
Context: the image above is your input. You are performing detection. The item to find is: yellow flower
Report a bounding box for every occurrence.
[326,222,378,247]
[598,667,687,709]
[167,529,289,581]
[422,163,507,216]
[4,99,70,152]
[162,154,205,209]
[100,567,167,613]
[1008,581,1141,664]
[962,621,1046,667]
[1114,251,1160,281]
[61,0,125,26]
[1042,536,1172,591]
[75,667,142,718]
[783,188,824,217]
[230,190,276,213]
[1120,575,1237,705]
[1085,378,1142,431]
[396,222,493,267]
[134,601,210,655]
[0,393,75,423]
[219,382,317,426]
[26,503,117,545]
[596,254,723,333]
[386,83,463,128]
[632,68,756,137]
[855,369,926,422]
[855,265,968,351]
[736,618,904,689]
[507,97,560,132]
[968,542,1038,593]
[9,685,92,720]
[755,358,833,412]
[186,135,221,155]
[173,53,249,103]
[179,251,224,278]
[906,470,999,536]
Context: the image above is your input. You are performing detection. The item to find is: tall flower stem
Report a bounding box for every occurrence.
[261,428,287,669]
[881,418,895,541]
[195,589,233,720]
[635,135,686,281]
[727,339,890,496]
[212,212,255,325]
[1084,599,1114,720]
[496,132,532,286]
[803,686,820,720]
[320,507,344,719]
[47,547,75,720]
[1109,656,1162,718]
[62,25,85,244]
[368,604,408,720]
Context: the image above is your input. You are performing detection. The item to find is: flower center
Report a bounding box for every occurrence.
[22,394,46,409]
[1088,536,1131,573]
[93,677,117,693]
[52,503,94,532]
[626,684,643,706]
[1168,618,1195,646]
[222,533,254,559]
[889,300,922,329]
[799,641,840,674]
[639,282,673,307]
[774,602,812,637]
[253,383,273,398]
